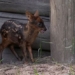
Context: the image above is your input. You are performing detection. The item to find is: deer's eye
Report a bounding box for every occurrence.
[37,22,43,27]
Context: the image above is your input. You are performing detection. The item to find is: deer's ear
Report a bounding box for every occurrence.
[25,11,33,21]
[34,10,39,17]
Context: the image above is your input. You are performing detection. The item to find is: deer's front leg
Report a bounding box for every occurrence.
[20,42,27,63]
[27,45,34,62]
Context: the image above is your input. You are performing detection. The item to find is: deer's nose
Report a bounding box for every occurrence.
[44,27,47,31]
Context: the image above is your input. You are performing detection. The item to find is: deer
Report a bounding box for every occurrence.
[0,11,47,63]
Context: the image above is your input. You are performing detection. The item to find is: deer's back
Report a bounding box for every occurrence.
[1,20,27,44]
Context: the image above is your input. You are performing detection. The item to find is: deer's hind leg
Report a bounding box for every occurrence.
[9,45,21,61]
[0,38,10,63]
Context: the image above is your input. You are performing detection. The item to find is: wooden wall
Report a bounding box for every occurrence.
[0,0,50,16]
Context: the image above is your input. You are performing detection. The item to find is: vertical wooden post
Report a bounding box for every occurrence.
[50,0,75,63]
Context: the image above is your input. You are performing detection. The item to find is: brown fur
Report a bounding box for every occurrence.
[0,11,47,63]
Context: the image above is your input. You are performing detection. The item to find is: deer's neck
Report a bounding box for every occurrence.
[24,25,39,44]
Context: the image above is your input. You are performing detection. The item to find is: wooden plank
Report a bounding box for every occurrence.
[0,12,50,50]
[0,12,50,22]
[0,0,50,16]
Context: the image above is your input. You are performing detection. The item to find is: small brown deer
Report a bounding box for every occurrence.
[0,11,47,63]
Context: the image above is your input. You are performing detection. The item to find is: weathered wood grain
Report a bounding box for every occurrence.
[50,0,75,63]
[0,12,50,50]
[0,0,50,16]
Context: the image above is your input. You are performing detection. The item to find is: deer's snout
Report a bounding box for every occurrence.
[44,27,47,31]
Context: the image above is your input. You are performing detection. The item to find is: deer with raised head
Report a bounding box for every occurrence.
[0,11,47,63]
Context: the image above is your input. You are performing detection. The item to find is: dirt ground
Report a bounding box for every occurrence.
[0,49,74,75]
[0,56,75,75]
